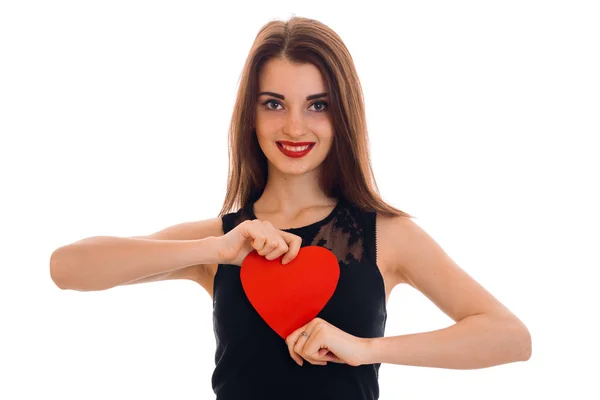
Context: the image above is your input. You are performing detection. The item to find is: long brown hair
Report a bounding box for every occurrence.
[219,16,414,219]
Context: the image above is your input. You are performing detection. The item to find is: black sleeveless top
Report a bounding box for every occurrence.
[211,197,387,399]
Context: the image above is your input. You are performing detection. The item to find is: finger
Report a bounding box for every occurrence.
[281,234,302,265]
[256,222,281,256]
[286,328,321,366]
[247,221,268,253]
[294,331,326,366]
[318,349,346,364]
[264,236,288,260]
[285,333,305,366]
[292,332,314,365]
[258,238,279,257]
[262,223,289,260]
[250,221,273,255]
[317,348,341,363]
[298,321,332,365]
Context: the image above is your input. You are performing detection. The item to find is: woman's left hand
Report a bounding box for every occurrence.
[285,317,371,367]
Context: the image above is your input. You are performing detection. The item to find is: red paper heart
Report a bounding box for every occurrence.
[240,246,340,339]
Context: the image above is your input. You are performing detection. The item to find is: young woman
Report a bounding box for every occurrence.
[50,16,531,400]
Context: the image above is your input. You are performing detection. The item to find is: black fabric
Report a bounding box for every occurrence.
[211,197,388,399]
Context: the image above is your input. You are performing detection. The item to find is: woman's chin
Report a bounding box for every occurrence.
[270,161,319,177]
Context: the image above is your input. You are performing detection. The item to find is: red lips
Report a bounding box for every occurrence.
[276,141,315,158]
[277,141,315,146]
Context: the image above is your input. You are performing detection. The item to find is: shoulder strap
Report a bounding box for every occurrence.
[221,213,235,235]
[361,210,378,265]
[221,208,252,234]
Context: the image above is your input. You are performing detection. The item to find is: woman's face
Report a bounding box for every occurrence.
[255,57,334,177]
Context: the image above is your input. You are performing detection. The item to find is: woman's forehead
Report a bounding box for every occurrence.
[258,58,326,96]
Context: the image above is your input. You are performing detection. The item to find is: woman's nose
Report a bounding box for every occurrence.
[283,110,307,137]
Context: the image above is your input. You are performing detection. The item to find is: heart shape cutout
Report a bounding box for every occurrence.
[240,246,340,339]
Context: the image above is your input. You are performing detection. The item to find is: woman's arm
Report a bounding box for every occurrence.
[49,218,223,291]
[363,312,530,369]
[366,215,532,369]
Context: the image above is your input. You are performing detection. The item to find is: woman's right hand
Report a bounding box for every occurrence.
[215,219,302,266]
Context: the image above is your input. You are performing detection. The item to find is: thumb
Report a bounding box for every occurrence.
[317,348,341,362]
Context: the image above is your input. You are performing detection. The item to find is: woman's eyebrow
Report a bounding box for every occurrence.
[257,91,328,101]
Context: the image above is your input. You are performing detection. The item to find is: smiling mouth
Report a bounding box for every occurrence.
[276,141,315,158]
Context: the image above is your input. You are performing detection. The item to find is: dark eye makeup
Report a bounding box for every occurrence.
[261,99,328,112]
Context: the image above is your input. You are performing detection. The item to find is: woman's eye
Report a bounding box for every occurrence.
[263,99,282,110]
[262,99,328,112]
[309,101,328,112]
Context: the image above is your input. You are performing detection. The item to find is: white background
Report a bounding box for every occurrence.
[1,1,598,399]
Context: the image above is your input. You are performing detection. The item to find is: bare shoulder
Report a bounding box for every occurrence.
[376,212,524,328]
[375,213,421,286]
[124,216,224,287]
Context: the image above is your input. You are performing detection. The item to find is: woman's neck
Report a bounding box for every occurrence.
[254,170,336,215]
